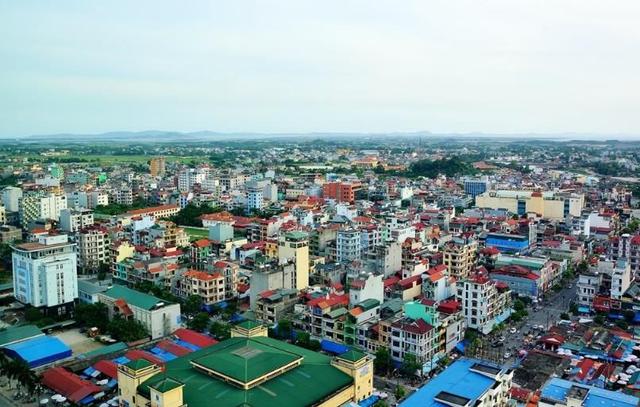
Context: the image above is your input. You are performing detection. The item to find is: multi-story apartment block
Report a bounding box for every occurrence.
[390,317,436,367]
[149,157,166,177]
[19,191,67,226]
[322,181,360,203]
[173,269,225,306]
[254,287,298,324]
[609,233,640,279]
[2,186,23,212]
[76,225,110,273]
[337,228,361,263]
[457,268,512,334]
[12,234,78,315]
[59,207,94,232]
[443,237,478,280]
[207,260,239,300]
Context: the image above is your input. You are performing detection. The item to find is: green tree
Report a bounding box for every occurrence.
[183,295,204,316]
[560,313,570,320]
[513,299,525,312]
[107,316,149,342]
[24,307,43,322]
[75,302,109,332]
[374,347,392,376]
[187,312,211,332]
[373,401,389,407]
[209,321,231,340]
[400,353,421,378]
[277,319,292,339]
[394,384,407,400]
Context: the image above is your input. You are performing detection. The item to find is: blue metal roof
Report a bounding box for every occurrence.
[400,358,502,407]
[541,378,639,407]
[3,335,72,368]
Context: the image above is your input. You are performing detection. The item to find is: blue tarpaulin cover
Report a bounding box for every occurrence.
[4,335,72,367]
[320,339,349,355]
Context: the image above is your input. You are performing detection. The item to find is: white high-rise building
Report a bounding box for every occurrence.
[19,192,67,226]
[59,208,94,233]
[12,234,78,315]
[2,186,22,212]
[246,182,264,213]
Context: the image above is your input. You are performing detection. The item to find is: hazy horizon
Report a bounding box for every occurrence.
[1,1,639,138]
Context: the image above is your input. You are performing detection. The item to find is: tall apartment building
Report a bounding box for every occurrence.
[2,186,22,212]
[322,181,360,203]
[457,268,512,334]
[67,191,109,209]
[463,177,489,198]
[443,237,478,280]
[18,192,67,226]
[59,208,94,232]
[12,234,78,315]
[475,190,584,220]
[76,226,110,273]
[115,187,133,206]
[337,228,361,263]
[278,231,310,291]
[246,182,264,214]
[609,233,640,279]
[149,157,166,177]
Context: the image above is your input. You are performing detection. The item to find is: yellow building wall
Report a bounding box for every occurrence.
[542,200,565,220]
[151,386,184,407]
[475,195,518,213]
[117,368,159,407]
[527,195,544,216]
[332,359,374,402]
[115,241,136,263]
[317,385,355,407]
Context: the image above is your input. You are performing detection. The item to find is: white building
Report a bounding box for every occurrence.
[19,192,67,226]
[77,226,110,273]
[337,229,362,263]
[60,208,94,232]
[456,269,512,334]
[98,285,181,340]
[12,234,78,315]
[246,183,264,213]
[2,186,22,212]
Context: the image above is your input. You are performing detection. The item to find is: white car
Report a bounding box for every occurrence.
[504,352,512,359]
[509,328,517,334]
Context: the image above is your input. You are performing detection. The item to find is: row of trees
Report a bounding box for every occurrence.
[75,302,149,342]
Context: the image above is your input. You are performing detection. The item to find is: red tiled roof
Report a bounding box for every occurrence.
[41,367,101,403]
[93,360,118,379]
[392,318,433,335]
[192,239,211,248]
[173,328,218,348]
[126,204,179,216]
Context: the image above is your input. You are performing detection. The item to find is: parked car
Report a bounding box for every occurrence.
[504,352,512,359]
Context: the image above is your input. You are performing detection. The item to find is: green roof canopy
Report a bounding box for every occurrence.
[103,285,170,310]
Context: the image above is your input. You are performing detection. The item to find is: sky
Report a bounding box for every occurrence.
[1,1,639,138]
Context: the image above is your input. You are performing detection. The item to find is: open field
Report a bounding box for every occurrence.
[182,226,209,241]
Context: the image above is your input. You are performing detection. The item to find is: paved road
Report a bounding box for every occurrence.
[483,281,578,364]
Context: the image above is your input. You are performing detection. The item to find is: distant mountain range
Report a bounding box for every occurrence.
[3,130,639,143]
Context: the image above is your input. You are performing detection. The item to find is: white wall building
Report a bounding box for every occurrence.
[60,208,94,232]
[12,234,78,315]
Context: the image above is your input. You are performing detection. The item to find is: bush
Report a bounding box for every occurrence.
[24,307,43,322]
[560,313,570,320]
